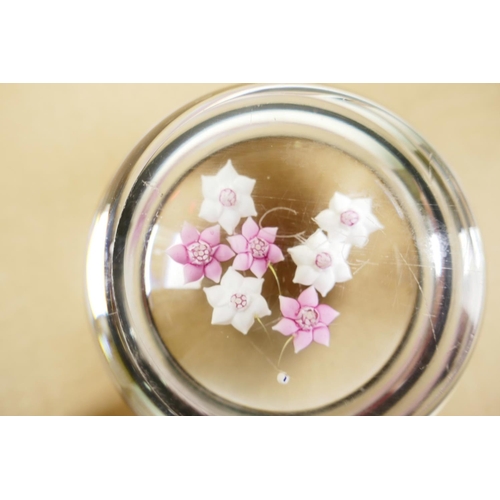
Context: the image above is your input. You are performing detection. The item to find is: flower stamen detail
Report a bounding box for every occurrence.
[296,307,320,330]
[315,252,332,270]
[187,241,212,266]
[230,293,248,310]
[249,237,269,259]
[219,188,237,207]
[340,210,359,226]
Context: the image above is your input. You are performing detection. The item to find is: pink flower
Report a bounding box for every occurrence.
[272,286,340,353]
[167,222,235,284]
[227,217,284,279]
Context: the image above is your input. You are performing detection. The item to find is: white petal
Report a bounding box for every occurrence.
[250,294,271,318]
[339,242,352,260]
[233,176,256,195]
[352,197,372,216]
[314,271,336,297]
[212,305,236,325]
[201,175,219,200]
[328,235,349,248]
[348,224,369,247]
[199,199,222,223]
[219,208,241,234]
[237,194,257,217]
[326,240,351,263]
[293,265,320,286]
[331,192,352,212]
[306,229,329,250]
[333,260,352,283]
[314,209,337,233]
[241,276,264,295]
[217,160,239,183]
[221,267,244,289]
[326,230,350,247]
[231,310,255,334]
[363,213,384,233]
[288,245,315,266]
[204,285,230,308]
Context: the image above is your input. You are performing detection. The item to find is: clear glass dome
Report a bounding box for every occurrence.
[86,84,485,415]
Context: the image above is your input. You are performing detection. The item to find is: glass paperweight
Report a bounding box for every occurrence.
[86,84,485,415]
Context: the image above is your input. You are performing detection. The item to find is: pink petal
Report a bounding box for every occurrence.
[267,244,284,264]
[184,263,204,283]
[213,244,235,262]
[180,222,199,245]
[293,330,313,353]
[298,286,319,307]
[258,227,277,243]
[272,318,299,336]
[227,234,249,253]
[313,326,330,347]
[200,225,220,247]
[250,258,269,278]
[233,252,253,271]
[242,217,259,240]
[166,244,188,264]
[317,304,340,326]
[204,260,222,283]
[279,296,300,319]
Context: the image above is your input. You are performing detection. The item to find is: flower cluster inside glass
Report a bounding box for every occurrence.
[166,159,383,371]
[147,137,417,412]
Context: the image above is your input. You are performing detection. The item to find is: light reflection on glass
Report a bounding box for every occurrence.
[147,226,202,292]
[429,232,443,278]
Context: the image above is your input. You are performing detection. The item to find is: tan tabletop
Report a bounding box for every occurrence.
[0,83,498,416]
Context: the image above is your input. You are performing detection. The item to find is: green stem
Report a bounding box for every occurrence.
[268,263,282,297]
[278,335,295,367]
[255,316,271,341]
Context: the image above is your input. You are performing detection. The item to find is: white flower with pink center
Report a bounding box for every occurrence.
[314,192,383,248]
[288,229,352,297]
[227,217,284,279]
[199,160,257,235]
[204,268,271,334]
[272,286,339,353]
[167,222,235,284]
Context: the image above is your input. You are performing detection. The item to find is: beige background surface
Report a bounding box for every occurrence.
[0,84,498,416]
